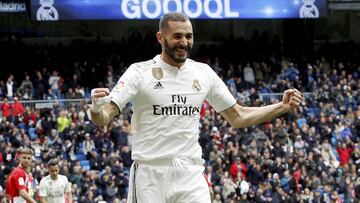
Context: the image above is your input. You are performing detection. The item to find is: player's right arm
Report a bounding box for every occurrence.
[39,178,47,203]
[90,88,119,126]
[90,64,142,127]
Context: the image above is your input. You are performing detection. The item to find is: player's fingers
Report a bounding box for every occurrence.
[284,89,294,95]
[93,92,109,99]
[292,92,302,100]
[289,100,300,107]
[293,89,304,101]
[91,88,110,94]
[290,96,302,104]
[292,88,302,96]
[91,88,110,99]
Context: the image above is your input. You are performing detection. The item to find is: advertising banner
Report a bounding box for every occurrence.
[30,0,328,21]
[0,0,26,13]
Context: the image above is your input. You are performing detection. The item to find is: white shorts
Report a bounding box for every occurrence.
[127,158,211,203]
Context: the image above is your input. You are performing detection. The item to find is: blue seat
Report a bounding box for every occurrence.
[307,107,318,117]
[297,118,307,128]
[76,154,86,161]
[80,160,90,170]
[80,160,89,166]
[28,128,38,140]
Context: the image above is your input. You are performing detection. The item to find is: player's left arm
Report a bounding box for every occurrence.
[66,191,73,203]
[220,89,303,128]
[65,179,73,203]
[39,197,47,203]
[19,189,36,203]
[13,172,35,203]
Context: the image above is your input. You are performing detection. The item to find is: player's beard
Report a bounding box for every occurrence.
[50,174,58,180]
[164,38,192,63]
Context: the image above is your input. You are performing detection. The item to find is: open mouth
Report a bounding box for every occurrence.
[175,47,187,54]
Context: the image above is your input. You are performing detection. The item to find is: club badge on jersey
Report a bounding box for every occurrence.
[152,67,163,80]
[192,79,201,92]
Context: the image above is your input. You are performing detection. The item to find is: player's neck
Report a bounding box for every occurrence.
[18,164,28,172]
[160,53,184,69]
[50,175,58,180]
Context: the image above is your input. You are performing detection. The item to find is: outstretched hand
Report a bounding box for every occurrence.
[91,88,111,113]
[282,88,304,111]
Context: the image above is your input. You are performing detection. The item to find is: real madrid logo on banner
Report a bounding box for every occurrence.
[152,67,163,80]
[36,0,59,21]
[192,79,201,92]
[299,0,319,18]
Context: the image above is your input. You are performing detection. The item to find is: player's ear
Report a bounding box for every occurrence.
[156,32,163,45]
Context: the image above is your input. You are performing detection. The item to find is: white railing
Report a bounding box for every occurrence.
[259,92,312,103]
[0,99,91,112]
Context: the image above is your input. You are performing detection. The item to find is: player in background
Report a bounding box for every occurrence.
[6,148,36,203]
[39,159,72,203]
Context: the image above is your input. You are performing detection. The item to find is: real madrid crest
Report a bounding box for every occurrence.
[115,81,125,91]
[152,67,163,80]
[192,79,201,92]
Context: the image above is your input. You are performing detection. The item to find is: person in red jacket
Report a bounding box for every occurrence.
[12,97,25,117]
[337,141,355,167]
[1,97,11,118]
[230,157,248,181]
[5,148,36,203]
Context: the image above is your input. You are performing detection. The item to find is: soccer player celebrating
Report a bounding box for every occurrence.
[90,12,304,203]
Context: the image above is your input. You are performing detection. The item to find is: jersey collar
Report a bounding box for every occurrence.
[154,55,188,71]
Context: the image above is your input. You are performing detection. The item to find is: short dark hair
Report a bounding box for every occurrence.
[159,12,190,31]
[48,158,59,167]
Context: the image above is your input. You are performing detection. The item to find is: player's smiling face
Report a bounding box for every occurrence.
[159,20,193,65]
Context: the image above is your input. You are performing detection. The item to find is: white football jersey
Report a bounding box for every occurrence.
[39,175,71,203]
[110,55,236,162]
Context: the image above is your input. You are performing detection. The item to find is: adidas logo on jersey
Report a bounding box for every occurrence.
[154,82,164,89]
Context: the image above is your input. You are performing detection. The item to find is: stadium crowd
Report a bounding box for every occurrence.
[0,34,360,203]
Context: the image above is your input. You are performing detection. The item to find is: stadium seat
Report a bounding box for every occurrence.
[28,128,38,140]
[80,160,90,171]
[76,154,86,161]
[306,107,318,117]
[297,118,307,128]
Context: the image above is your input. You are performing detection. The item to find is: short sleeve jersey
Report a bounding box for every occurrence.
[110,55,236,161]
[6,167,30,203]
[39,175,71,203]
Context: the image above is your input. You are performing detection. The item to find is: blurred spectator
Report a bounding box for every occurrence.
[33,71,47,100]
[57,111,71,133]
[230,157,247,181]
[5,75,16,101]
[1,97,11,118]
[337,141,355,167]
[48,70,60,99]
[83,133,95,155]
[17,75,33,100]
[12,97,25,117]
[321,139,340,170]
[243,63,255,85]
